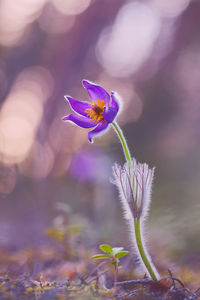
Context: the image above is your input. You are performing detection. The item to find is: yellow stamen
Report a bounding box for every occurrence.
[85,99,106,123]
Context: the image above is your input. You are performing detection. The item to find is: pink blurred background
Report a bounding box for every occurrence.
[0,0,200,270]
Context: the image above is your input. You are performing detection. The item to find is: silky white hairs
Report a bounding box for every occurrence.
[112,158,160,279]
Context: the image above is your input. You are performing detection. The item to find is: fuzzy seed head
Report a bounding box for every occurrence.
[112,158,155,220]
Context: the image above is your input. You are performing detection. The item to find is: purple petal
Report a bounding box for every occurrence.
[65,96,90,117]
[82,80,110,104]
[88,122,108,143]
[103,106,118,123]
[103,92,119,123]
[111,92,120,112]
[62,114,96,128]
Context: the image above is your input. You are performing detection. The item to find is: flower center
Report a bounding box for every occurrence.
[85,99,106,123]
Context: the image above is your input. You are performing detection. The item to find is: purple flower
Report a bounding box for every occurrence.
[62,80,119,142]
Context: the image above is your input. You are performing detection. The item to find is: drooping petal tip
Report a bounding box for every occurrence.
[88,122,109,143]
[111,91,121,112]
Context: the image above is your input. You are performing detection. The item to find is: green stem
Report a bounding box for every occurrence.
[134,218,157,280]
[112,121,158,281]
[112,121,132,169]
[114,263,118,290]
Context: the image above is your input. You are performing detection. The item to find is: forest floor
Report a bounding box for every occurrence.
[0,242,199,300]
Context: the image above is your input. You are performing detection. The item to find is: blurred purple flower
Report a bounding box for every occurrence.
[62,80,119,142]
[69,149,109,183]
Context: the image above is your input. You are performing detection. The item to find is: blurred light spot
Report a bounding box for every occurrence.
[48,118,74,177]
[119,90,143,124]
[15,66,54,101]
[151,0,190,18]
[0,116,35,165]
[51,0,91,16]
[96,2,161,77]
[48,118,69,153]
[0,26,26,47]
[50,112,87,154]
[20,142,54,178]
[0,0,47,46]
[0,165,16,194]
[49,113,91,177]
[0,66,52,165]
[39,4,75,35]
[1,90,43,129]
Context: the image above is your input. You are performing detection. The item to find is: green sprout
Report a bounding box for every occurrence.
[92,244,129,288]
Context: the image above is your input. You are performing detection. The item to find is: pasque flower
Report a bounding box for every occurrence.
[112,159,160,280]
[62,80,119,142]
[62,80,160,280]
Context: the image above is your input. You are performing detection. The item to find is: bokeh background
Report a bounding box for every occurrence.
[0,0,200,276]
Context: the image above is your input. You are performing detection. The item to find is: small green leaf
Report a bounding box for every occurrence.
[114,251,129,259]
[112,247,124,256]
[92,254,110,260]
[99,244,113,254]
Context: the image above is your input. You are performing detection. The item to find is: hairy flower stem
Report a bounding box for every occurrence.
[134,219,157,280]
[112,121,159,281]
